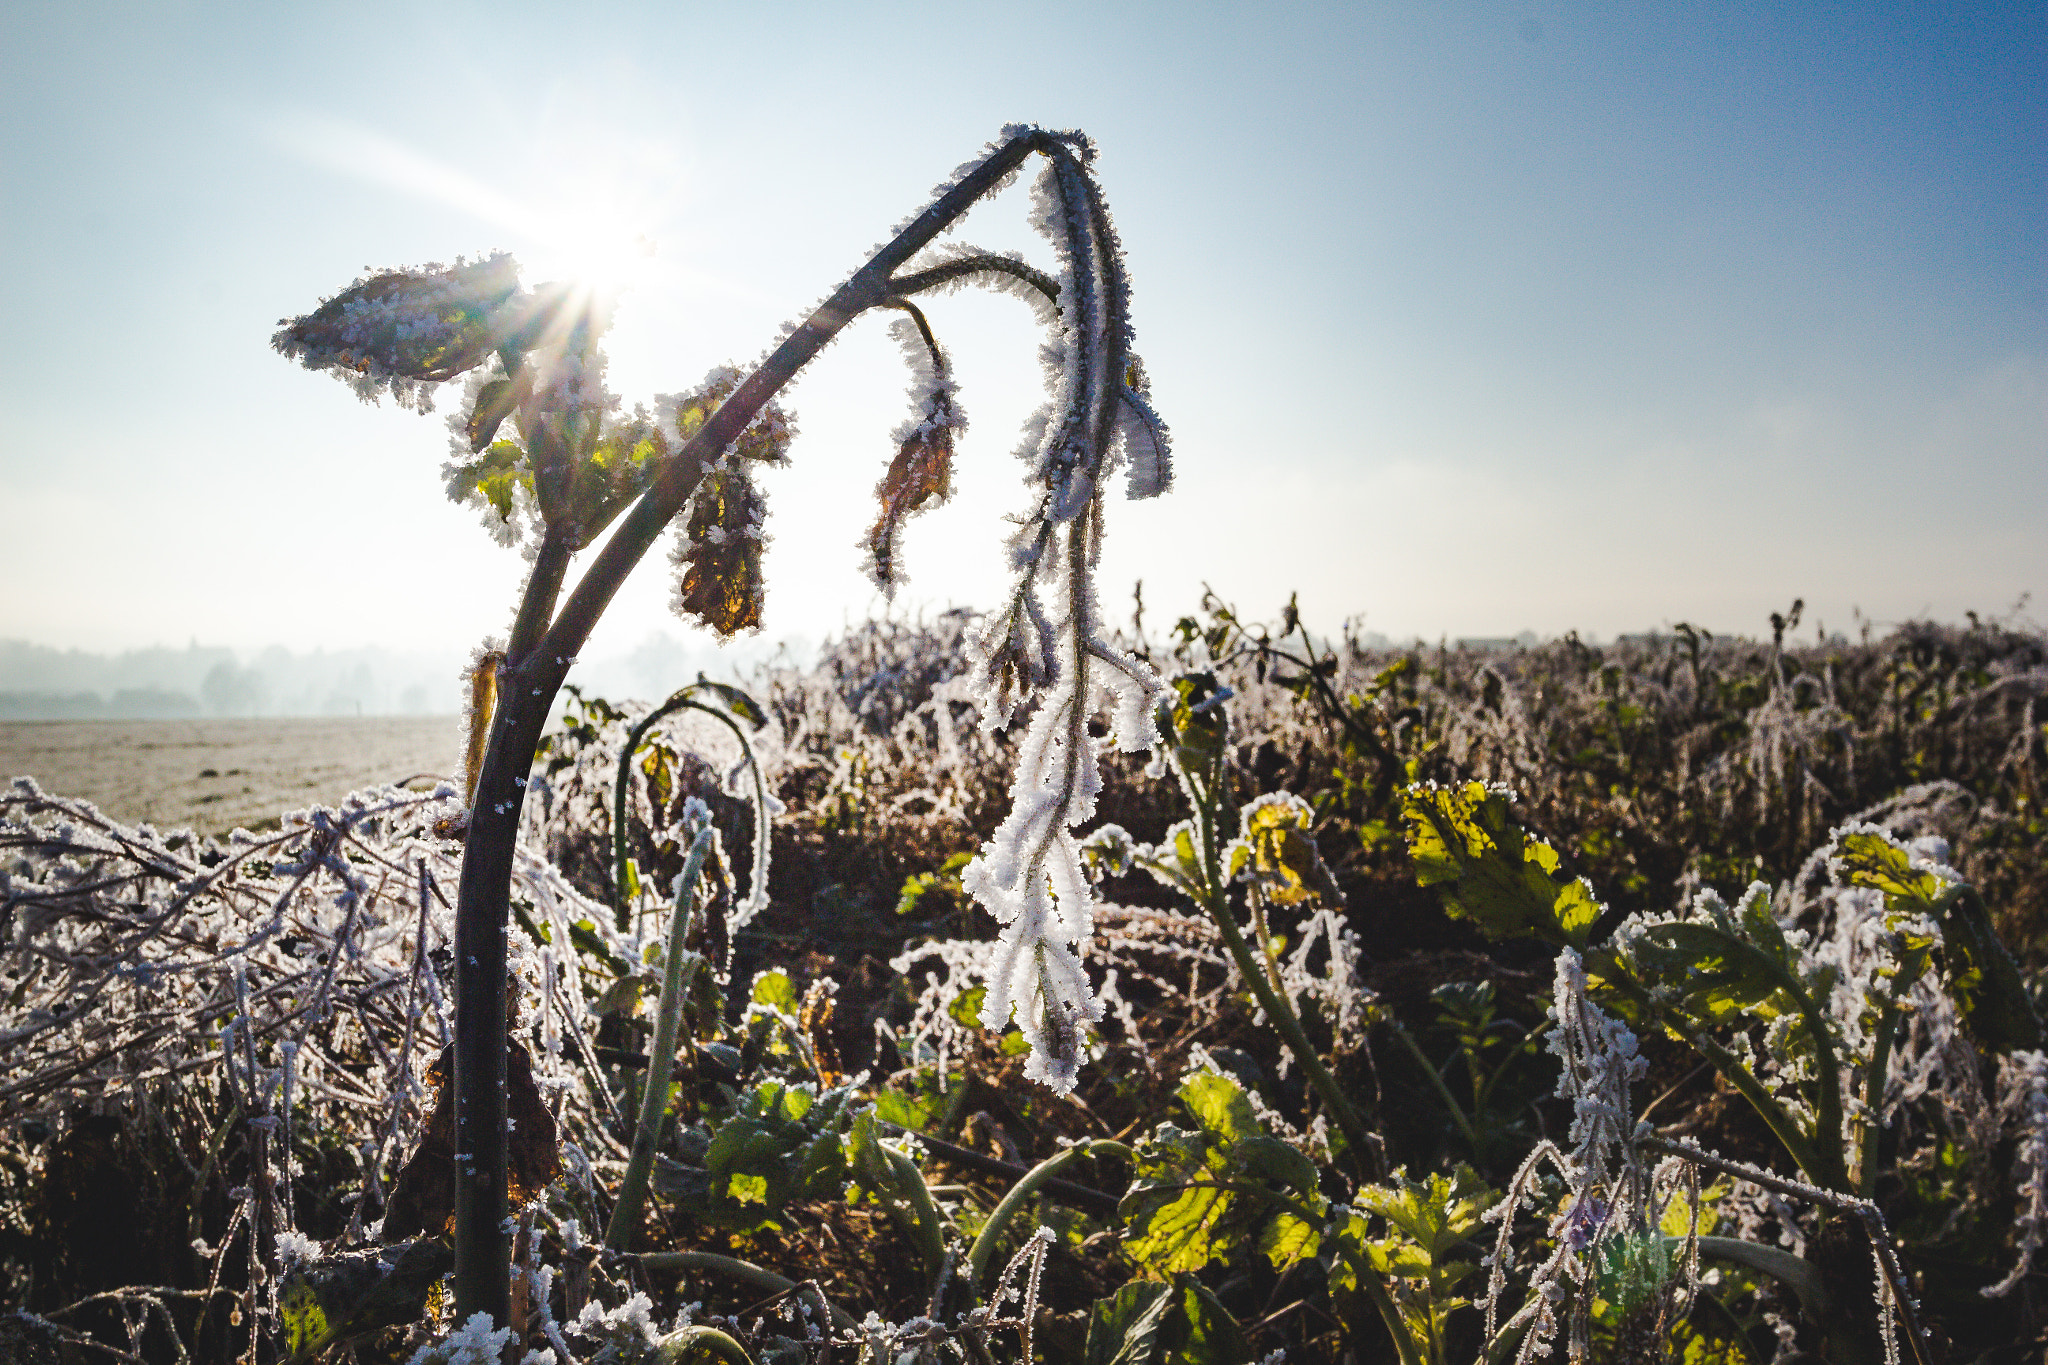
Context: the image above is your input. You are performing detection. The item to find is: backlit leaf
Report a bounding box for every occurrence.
[1401,781,1599,947]
[675,465,767,637]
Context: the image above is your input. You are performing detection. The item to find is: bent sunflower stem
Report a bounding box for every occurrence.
[450,128,1066,1327]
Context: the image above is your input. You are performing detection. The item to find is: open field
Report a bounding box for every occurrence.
[0,715,460,835]
[5,614,2047,1363]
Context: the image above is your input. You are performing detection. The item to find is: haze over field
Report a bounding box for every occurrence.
[0,633,786,719]
[2,3,2040,664]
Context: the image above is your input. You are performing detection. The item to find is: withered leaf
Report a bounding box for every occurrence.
[675,466,766,637]
[865,419,955,591]
[380,1040,561,1241]
[799,979,843,1087]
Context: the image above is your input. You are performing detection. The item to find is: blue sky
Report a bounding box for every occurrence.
[3,1,2041,669]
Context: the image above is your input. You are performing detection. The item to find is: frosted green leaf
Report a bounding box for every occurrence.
[1121,1068,1327,1275]
[1401,781,1599,947]
[751,968,797,1013]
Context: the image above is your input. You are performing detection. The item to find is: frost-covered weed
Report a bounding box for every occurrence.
[1986,1048,2048,1297]
[1480,949,1655,1363]
[0,776,626,1322]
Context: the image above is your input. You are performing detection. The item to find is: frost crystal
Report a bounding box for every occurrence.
[924,133,1168,1093]
[406,1311,515,1365]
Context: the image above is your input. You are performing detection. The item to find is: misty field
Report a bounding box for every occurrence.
[0,716,458,837]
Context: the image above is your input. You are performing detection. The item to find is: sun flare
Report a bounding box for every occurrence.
[522,216,658,297]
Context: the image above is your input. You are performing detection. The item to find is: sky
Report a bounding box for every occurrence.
[3,1,2042,683]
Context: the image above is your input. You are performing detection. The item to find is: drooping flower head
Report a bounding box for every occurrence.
[273,253,567,413]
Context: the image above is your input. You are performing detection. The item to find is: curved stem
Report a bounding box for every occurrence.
[1340,1239,1425,1365]
[1857,948,1927,1195]
[605,826,712,1250]
[634,1251,858,1331]
[966,1139,1131,1290]
[1203,881,1377,1183]
[888,253,1061,306]
[1601,971,1828,1186]
[1687,1235,1830,1320]
[653,1326,755,1365]
[611,688,705,930]
[1389,1023,1478,1151]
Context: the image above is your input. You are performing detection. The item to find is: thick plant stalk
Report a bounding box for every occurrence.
[605,826,713,1249]
[450,128,1067,1327]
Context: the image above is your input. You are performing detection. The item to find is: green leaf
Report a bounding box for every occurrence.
[592,973,646,1018]
[1178,1070,1261,1146]
[1830,826,2041,1052]
[1231,793,1342,906]
[1400,781,1599,947]
[276,1239,452,1362]
[692,679,770,730]
[871,1083,942,1135]
[1084,1281,1175,1365]
[844,1107,941,1273]
[947,985,987,1031]
[1626,920,1802,1024]
[1939,887,2042,1052]
[1135,819,1209,901]
[1333,1166,1492,1358]
[1121,1068,1327,1277]
[1159,672,1230,770]
[1161,1275,1254,1365]
[1256,1209,1322,1269]
[1084,1277,1253,1365]
[750,968,797,1014]
[1831,828,1947,902]
[677,1077,853,1231]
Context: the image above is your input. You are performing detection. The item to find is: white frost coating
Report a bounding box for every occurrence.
[1479,948,1651,1363]
[897,241,1061,328]
[1985,1049,2048,1297]
[1115,377,1174,500]
[406,1311,515,1365]
[862,312,969,595]
[573,1290,661,1354]
[962,558,1161,1092]
[1548,948,1649,1202]
[885,313,966,449]
[273,1227,320,1269]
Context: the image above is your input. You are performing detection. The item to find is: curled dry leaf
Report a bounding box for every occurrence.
[865,418,955,591]
[674,465,767,637]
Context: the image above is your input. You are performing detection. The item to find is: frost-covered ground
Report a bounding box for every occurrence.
[0,716,458,834]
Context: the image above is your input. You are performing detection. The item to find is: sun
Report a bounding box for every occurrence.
[523,214,658,297]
